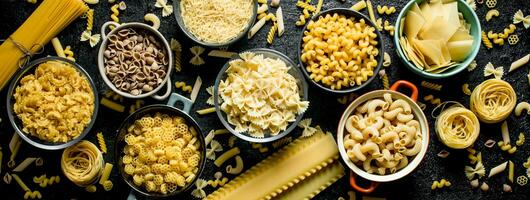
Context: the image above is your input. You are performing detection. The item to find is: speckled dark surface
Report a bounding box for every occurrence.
[0,0,529,199]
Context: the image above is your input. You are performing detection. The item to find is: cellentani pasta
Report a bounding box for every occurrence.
[218,52,309,137]
[180,0,253,44]
[343,93,422,175]
[121,113,201,194]
[470,79,516,123]
[13,60,95,143]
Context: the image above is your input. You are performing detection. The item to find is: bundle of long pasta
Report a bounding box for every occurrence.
[0,0,88,90]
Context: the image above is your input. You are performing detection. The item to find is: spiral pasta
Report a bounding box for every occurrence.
[376,5,396,15]
[61,140,103,187]
[296,1,316,12]
[267,22,277,44]
[110,4,120,24]
[481,31,493,49]
[175,81,192,93]
[33,175,60,188]
[63,46,75,62]
[85,9,94,31]
[96,132,107,154]
[431,179,451,190]
[421,81,442,91]
[470,79,516,123]
[435,105,480,149]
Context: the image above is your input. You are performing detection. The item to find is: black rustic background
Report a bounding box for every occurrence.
[0,0,529,199]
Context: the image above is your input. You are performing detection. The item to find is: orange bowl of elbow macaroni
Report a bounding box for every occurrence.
[336,80,429,193]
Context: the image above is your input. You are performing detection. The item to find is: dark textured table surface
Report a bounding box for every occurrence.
[0,0,529,199]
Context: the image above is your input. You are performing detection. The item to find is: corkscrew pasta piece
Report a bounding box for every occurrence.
[513,10,530,29]
[462,84,472,95]
[170,38,183,72]
[431,179,451,190]
[191,179,207,198]
[110,3,120,24]
[483,62,503,79]
[214,147,240,167]
[481,31,493,49]
[376,5,396,15]
[517,175,528,186]
[421,81,442,91]
[267,22,277,44]
[485,0,496,8]
[485,9,499,22]
[296,1,316,12]
[351,0,367,11]
[84,9,94,31]
[144,13,160,30]
[272,136,292,148]
[190,46,205,66]
[226,155,244,174]
[516,133,525,146]
[154,0,173,17]
[33,175,60,188]
[423,95,442,106]
[251,143,269,153]
[174,81,192,93]
[465,162,485,180]
[63,46,75,62]
[379,70,390,90]
[208,177,229,188]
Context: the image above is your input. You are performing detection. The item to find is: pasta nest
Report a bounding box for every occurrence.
[470,79,516,123]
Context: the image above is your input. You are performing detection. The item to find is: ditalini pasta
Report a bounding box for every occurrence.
[0,0,88,90]
[180,0,253,44]
[470,79,516,123]
[343,93,422,175]
[435,105,480,149]
[205,132,339,200]
[509,54,529,73]
[61,140,103,187]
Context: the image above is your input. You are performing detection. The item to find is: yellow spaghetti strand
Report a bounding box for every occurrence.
[267,22,277,44]
[96,132,107,153]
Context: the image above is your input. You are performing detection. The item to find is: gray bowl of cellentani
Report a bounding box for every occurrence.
[98,21,173,100]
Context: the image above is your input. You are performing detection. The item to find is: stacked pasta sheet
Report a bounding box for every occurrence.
[399,0,474,73]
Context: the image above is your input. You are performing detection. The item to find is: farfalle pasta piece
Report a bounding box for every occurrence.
[190,46,205,66]
[80,30,101,47]
[206,139,223,160]
[513,10,530,29]
[206,86,215,106]
[483,62,504,79]
[191,179,208,198]
[465,161,486,180]
[298,118,317,137]
[154,0,173,17]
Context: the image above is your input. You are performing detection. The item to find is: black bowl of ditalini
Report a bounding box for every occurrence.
[336,80,429,194]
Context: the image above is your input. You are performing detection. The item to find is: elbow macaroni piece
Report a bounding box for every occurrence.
[486,9,499,22]
[144,13,160,30]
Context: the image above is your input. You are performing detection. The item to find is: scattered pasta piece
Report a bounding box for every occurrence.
[190,76,203,103]
[206,139,223,160]
[516,132,525,146]
[421,81,442,91]
[101,97,125,112]
[154,0,173,17]
[191,179,207,198]
[484,139,496,148]
[170,38,183,72]
[214,147,240,167]
[383,52,391,67]
[376,5,396,15]
[503,184,512,193]
[4,173,12,184]
[118,1,126,10]
[8,133,22,168]
[485,0,496,8]
[383,20,395,36]
[513,10,530,29]
[480,182,489,192]
[251,143,269,153]
[249,17,267,38]
[423,95,442,106]
[470,179,479,188]
[226,155,244,174]
[379,70,389,90]
[508,35,519,45]
[84,9,94,31]
[33,175,60,188]
[498,141,517,154]
[517,175,528,186]
[462,84,472,95]
[465,162,485,180]
[85,185,97,193]
[488,161,507,177]
[175,81,192,93]
[27,0,38,3]
[483,62,503,79]
[267,22,278,44]
[144,13,160,30]
[196,107,216,115]
[80,30,101,47]
[508,161,515,183]
[271,0,280,7]
[96,132,107,153]
[314,0,324,15]
[214,129,229,135]
[351,0,367,11]
[366,0,380,30]
[467,150,482,165]
[467,60,478,71]
[13,157,41,172]
[466,0,476,10]
[298,118,317,138]
[509,54,529,73]
[102,180,113,191]
[485,9,499,22]
[437,150,450,158]
[51,37,66,58]
[109,3,120,29]
[228,136,237,148]
[63,46,75,62]
[431,179,451,190]
[205,86,215,106]
[272,136,292,148]
[481,31,493,49]
[99,163,113,186]
[208,50,237,59]
[190,46,205,66]
[276,7,284,36]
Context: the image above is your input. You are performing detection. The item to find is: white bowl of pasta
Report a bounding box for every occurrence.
[336,80,429,193]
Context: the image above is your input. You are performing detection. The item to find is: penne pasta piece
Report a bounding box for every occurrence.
[488,161,508,177]
[248,17,267,39]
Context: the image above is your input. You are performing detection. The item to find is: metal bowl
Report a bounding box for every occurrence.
[173,0,258,47]
[297,8,384,94]
[213,48,309,143]
[6,56,99,150]
[336,80,430,193]
[115,93,206,198]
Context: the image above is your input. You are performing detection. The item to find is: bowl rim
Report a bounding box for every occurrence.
[336,89,430,182]
[173,0,258,47]
[393,0,482,79]
[213,48,309,143]
[6,56,99,150]
[97,22,173,99]
[114,104,207,198]
[297,8,385,94]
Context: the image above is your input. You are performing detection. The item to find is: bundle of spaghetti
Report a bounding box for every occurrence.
[470,79,516,123]
[0,0,88,90]
[435,104,480,149]
[61,140,103,187]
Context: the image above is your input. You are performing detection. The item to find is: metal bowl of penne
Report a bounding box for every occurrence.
[336,80,430,193]
[114,93,206,198]
[213,48,309,143]
[6,56,99,150]
[173,0,258,47]
[297,8,384,94]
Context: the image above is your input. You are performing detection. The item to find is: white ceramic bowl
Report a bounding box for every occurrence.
[98,21,173,100]
[336,80,430,193]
